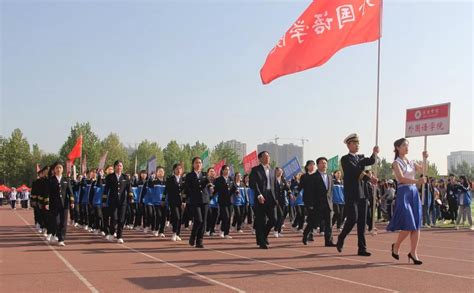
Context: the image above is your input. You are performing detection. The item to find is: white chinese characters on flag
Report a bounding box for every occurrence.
[260,0,381,84]
[405,103,450,138]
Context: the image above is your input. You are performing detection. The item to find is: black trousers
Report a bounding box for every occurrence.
[338,199,368,252]
[190,204,208,245]
[145,205,155,230]
[219,204,231,235]
[232,205,245,230]
[245,205,253,225]
[134,203,144,228]
[80,203,89,226]
[154,204,167,233]
[207,206,219,233]
[33,205,41,225]
[109,204,127,239]
[94,206,103,232]
[304,205,333,245]
[169,204,183,235]
[332,203,345,229]
[254,193,277,246]
[292,205,305,229]
[50,208,68,241]
[275,202,288,233]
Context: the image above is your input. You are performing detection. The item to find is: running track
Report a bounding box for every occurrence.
[1,206,473,292]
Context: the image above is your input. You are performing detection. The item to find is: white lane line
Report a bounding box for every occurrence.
[15,211,99,293]
[120,244,246,293]
[208,248,398,292]
[370,238,474,252]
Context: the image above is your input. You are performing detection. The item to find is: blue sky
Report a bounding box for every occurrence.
[1,0,472,174]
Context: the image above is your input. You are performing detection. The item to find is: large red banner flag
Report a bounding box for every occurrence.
[243,151,258,174]
[260,0,381,84]
[67,134,83,162]
[214,159,226,176]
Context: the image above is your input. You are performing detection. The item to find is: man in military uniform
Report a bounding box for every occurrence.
[336,133,379,256]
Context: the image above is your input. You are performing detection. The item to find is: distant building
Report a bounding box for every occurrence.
[257,142,303,167]
[447,151,474,172]
[222,140,247,160]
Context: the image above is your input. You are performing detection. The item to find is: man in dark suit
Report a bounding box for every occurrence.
[102,160,133,244]
[46,162,74,246]
[336,133,379,256]
[249,151,277,249]
[302,157,336,246]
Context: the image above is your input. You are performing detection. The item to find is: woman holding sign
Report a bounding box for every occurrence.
[388,138,428,265]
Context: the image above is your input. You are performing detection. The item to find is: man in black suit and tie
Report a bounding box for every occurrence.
[249,151,277,249]
[336,133,379,256]
[302,157,336,246]
[102,160,134,244]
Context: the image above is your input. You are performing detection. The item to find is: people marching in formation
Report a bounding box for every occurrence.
[5,133,470,266]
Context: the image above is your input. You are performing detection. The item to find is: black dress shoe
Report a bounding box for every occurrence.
[264,238,269,245]
[189,238,196,247]
[259,244,268,249]
[302,236,308,245]
[196,243,204,248]
[336,239,343,253]
[391,243,399,260]
[358,250,372,256]
[308,234,314,242]
[325,242,337,247]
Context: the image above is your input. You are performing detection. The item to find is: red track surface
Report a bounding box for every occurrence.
[1,206,473,292]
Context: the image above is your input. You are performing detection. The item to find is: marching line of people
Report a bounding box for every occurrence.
[22,133,472,266]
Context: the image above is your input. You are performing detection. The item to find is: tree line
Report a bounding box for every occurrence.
[3,122,471,188]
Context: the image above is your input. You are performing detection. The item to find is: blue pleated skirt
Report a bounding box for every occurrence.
[387,185,422,231]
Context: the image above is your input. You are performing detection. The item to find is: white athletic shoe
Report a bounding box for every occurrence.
[166,221,170,227]
[220,232,225,238]
[176,235,182,241]
[43,231,48,237]
[134,226,141,231]
[278,233,284,238]
[38,228,43,234]
[113,233,117,238]
[53,236,59,242]
[282,224,286,228]
[117,238,124,244]
[171,233,177,242]
[273,231,279,238]
[237,230,243,233]
[297,229,304,234]
[101,231,106,237]
[455,226,460,230]
[205,231,210,236]
[225,235,233,239]
[106,235,114,241]
[83,225,89,231]
[58,241,66,247]
[159,233,165,238]
[35,223,40,230]
[470,226,474,231]
[46,234,52,242]
[252,229,256,235]
[292,226,298,232]
[143,227,149,233]
[74,223,80,228]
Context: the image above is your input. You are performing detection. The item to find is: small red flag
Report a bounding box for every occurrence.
[68,134,83,162]
[214,159,226,176]
[260,0,381,84]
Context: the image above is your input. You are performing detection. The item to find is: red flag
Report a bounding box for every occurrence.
[214,159,226,176]
[243,151,258,173]
[68,134,83,161]
[260,0,381,84]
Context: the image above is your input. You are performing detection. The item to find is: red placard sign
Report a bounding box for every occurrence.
[405,103,450,138]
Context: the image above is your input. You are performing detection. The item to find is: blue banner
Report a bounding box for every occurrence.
[209,192,219,208]
[92,186,104,206]
[232,187,246,206]
[81,185,92,204]
[282,157,302,181]
[148,185,165,205]
[247,188,255,207]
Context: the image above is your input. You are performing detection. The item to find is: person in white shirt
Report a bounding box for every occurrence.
[10,188,18,209]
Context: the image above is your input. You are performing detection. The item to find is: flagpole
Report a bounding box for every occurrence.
[372,0,383,236]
